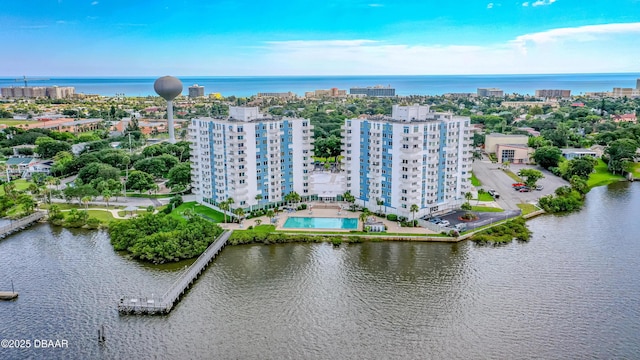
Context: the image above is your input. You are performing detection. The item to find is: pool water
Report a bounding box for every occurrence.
[283,217,358,229]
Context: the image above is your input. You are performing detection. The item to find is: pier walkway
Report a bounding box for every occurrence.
[0,212,45,239]
[118,230,232,315]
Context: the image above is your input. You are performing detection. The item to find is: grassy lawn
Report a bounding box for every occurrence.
[0,119,36,126]
[171,201,225,223]
[86,210,118,223]
[631,163,640,179]
[517,203,540,216]
[470,172,481,186]
[41,203,125,210]
[0,179,34,196]
[502,169,523,182]
[587,159,625,188]
[471,206,504,212]
[474,192,494,202]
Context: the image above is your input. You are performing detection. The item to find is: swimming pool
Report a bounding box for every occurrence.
[283,217,358,229]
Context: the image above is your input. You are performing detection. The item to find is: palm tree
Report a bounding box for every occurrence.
[254,194,263,213]
[102,190,112,208]
[254,219,262,226]
[359,209,370,231]
[219,200,230,223]
[233,208,245,223]
[410,204,419,226]
[376,198,384,213]
[476,189,485,205]
[464,192,473,206]
[81,196,91,211]
[266,209,275,223]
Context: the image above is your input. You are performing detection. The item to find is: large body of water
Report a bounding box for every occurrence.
[1,73,639,97]
[1,182,639,359]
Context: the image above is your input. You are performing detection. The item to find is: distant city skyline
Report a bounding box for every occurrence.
[2,0,640,76]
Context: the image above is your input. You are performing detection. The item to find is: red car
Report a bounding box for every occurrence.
[512,183,525,187]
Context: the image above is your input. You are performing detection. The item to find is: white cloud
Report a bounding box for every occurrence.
[487,3,494,8]
[91,1,98,5]
[512,22,640,52]
[368,3,383,7]
[522,2,529,6]
[532,0,556,6]
[253,22,640,75]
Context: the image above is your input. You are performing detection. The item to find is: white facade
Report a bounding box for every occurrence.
[189,107,314,211]
[341,105,472,219]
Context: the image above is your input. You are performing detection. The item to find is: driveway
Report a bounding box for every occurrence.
[471,156,569,210]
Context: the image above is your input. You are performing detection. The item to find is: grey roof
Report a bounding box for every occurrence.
[6,157,35,165]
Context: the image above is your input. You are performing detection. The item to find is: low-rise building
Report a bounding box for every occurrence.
[611,113,637,123]
[496,144,531,164]
[484,133,529,154]
[561,148,599,160]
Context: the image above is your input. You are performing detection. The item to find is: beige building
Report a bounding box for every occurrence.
[501,100,559,109]
[484,133,529,154]
[535,89,571,98]
[496,144,531,164]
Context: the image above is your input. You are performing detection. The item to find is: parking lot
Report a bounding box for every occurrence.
[471,156,569,210]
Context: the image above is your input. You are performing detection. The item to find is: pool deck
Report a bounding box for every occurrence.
[218,203,436,235]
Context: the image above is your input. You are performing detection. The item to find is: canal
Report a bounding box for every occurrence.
[0,182,639,359]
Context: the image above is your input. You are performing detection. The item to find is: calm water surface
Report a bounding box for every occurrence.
[1,183,639,359]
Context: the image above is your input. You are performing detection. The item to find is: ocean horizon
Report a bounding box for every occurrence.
[1,73,639,97]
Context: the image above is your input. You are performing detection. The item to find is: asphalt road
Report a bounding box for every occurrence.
[471,156,569,210]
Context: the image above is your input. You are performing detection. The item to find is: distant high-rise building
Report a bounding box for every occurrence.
[188,84,205,98]
[189,106,314,211]
[0,86,74,99]
[341,105,472,218]
[305,88,347,98]
[535,89,571,98]
[477,88,504,97]
[256,92,296,99]
[349,85,395,97]
[636,78,640,90]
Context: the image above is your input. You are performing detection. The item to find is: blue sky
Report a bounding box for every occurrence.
[2,0,640,76]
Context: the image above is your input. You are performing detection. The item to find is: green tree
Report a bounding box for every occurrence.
[410,204,419,225]
[133,157,167,178]
[77,162,120,186]
[376,198,384,213]
[518,169,544,189]
[604,138,638,175]
[35,137,72,159]
[566,157,596,179]
[167,162,191,190]
[102,190,112,208]
[533,146,563,169]
[125,171,155,193]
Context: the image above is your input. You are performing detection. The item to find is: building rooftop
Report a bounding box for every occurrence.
[6,157,35,165]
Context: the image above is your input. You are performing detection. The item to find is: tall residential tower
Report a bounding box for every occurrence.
[341,105,472,219]
[189,107,315,210]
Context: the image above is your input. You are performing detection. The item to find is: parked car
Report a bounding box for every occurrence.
[488,189,496,196]
[429,217,443,224]
[512,183,525,187]
[454,223,467,231]
[440,220,450,227]
[514,186,525,191]
[535,185,544,191]
[519,187,531,192]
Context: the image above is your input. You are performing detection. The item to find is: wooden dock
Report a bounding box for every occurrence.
[118,230,232,315]
[0,291,18,300]
[0,212,45,239]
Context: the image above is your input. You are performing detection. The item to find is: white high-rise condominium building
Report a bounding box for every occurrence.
[341,105,472,219]
[189,106,315,210]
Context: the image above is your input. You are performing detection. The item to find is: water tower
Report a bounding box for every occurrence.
[154,76,183,143]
